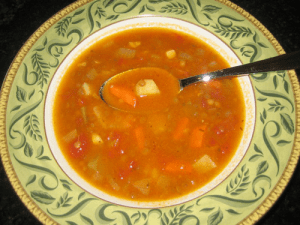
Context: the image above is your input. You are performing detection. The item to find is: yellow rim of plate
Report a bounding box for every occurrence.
[0,0,299,224]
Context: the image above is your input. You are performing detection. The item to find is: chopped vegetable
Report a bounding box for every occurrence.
[190,125,207,148]
[179,52,192,60]
[116,48,136,59]
[88,157,98,170]
[134,126,145,150]
[193,154,216,173]
[80,107,87,124]
[74,141,81,149]
[108,177,120,191]
[63,129,78,143]
[166,49,176,59]
[173,117,189,140]
[133,179,151,195]
[156,175,170,190]
[69,134,88,159]
[86,68,97,80]
[92,133,103,144]
[93,106,102,118]
[135,79,160,96]
[82,82,91,95]
[109,85,137,107]
[129,41,141,48]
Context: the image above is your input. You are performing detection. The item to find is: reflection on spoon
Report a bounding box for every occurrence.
[99,51,300,112]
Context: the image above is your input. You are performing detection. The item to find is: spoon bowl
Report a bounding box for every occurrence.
[99,67,180,112]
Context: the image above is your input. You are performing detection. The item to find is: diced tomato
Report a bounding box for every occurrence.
[118,169,130,180]
[69,134,89,159]
[213,125,225,135]
[106,132,127,158]
[75,117,84,126]
[118,160,138,180]
[107,147,124,159]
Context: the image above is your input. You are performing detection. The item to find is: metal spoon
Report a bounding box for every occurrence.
[100,51,300,103]
[179,50,300,90]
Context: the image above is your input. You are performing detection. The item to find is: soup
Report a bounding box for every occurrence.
[53,27,245,201]
[101,67,180,112]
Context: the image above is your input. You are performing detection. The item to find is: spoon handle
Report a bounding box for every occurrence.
[180,51,300,89]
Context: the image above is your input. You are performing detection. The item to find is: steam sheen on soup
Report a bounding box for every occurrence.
[53,27,245,201]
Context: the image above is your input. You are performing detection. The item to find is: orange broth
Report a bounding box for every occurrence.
[53,27,245,201]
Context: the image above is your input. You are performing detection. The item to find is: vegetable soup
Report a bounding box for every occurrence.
[53,27,245,201]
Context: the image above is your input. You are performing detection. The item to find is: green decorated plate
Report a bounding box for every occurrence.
[1,0,299,224]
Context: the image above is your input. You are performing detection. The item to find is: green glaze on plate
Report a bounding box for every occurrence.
[0,0,299,224]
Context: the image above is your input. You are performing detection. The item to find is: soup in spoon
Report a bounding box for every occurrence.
[100,67,180,112]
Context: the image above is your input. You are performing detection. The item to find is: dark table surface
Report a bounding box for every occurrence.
[1,0,300,224]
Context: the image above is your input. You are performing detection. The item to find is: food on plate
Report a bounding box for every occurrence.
[53,27,245,201]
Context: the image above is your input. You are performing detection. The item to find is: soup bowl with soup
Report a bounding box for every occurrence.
[45,16,255,208]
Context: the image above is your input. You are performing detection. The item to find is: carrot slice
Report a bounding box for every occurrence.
[190,125,207,148]
[109,85,137,107]
[173,117,189,140]
[134,126,145,150]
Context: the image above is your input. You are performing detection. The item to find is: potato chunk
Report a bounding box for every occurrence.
[135,79,160,96]
[82,82,91,95]
[166,49,176,59]
[193,154,216,173]
[92,133,103,144]
[133,179,151,195]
